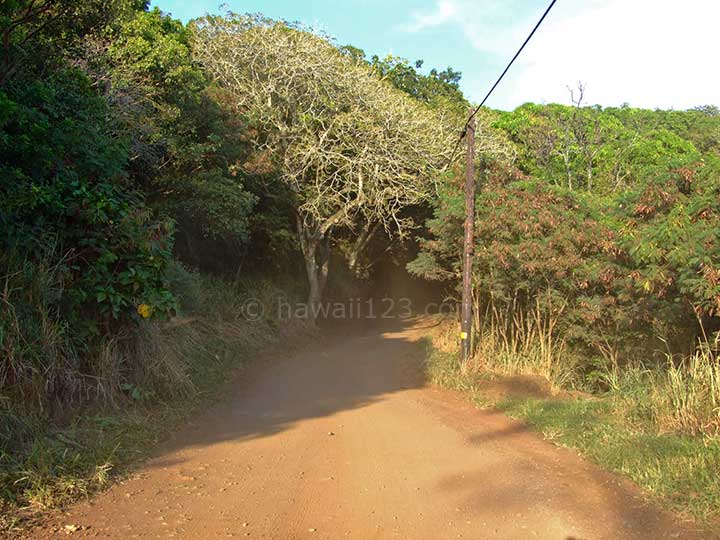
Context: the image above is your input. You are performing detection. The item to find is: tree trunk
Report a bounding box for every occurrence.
[304,244,322,309]
[566,165,573,191]
[297,216,333,319]
[318,234,330,298]
[296,204,359,319]
[348,221,378,277]
[298,217,321,311]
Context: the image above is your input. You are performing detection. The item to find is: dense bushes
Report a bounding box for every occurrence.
[0,52,178,407]
[412,175,720,352]
[411,106,720,412]
[0,3,273,415]
[105,8,260,259]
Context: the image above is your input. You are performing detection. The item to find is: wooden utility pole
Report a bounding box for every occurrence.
[460,113,475,362]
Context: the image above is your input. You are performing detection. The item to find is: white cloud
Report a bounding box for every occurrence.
[401,0,460,32]
[402,0,720,110]
[401,0,520,52]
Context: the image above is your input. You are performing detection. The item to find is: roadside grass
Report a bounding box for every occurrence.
[497,397,720,521]
[422,316,720,525]
[0,263,311,534]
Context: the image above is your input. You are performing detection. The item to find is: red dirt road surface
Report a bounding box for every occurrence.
[29,320,715,539]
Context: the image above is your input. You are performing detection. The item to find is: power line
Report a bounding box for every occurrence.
[445,0,559,169]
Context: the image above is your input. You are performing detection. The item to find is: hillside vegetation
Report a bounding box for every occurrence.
[410,93,720,436]
[1,0,719,529]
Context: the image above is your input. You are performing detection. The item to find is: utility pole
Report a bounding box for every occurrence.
[460,112,475,362]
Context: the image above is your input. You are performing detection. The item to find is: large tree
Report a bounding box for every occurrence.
[192,14,457,309]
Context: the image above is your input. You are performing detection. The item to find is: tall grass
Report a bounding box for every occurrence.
[663,345,720,435]
[428,295,720,441]
[606,345,720,438]
[466,298,575,390]
[0,249,80,415]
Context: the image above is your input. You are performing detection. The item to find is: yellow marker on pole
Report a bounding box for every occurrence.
[460,331,468,340]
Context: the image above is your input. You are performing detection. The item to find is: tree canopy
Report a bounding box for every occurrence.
[192,14,461,306]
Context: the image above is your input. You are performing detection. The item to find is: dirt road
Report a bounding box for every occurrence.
[32,320,713,539]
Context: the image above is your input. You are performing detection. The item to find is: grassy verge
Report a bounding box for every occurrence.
[423,317,720,525]
[0,264,311,534]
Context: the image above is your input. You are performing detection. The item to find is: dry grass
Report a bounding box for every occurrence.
[662,340,720,436]
[451,299,575,391]
[0,251,81,414]
[607,345,720,438]
[430,303,720,440]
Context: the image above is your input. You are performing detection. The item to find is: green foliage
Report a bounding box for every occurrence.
[0,2,303,435]
[105,8,260,264]
[370,55,467,113]
[0,2,182,423]
[0,1,147,85]
[413,102,720,365]
[0,68,176,338]
[494,102,717,192]
[109,7,203,108]
[617,163,720,320]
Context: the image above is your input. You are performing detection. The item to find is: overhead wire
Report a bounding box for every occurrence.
[444,0,559,170]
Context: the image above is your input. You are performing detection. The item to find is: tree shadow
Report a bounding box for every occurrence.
[145,316,431,465]
[428,395,715,540]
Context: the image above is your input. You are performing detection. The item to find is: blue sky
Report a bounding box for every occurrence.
[151,0,720,111]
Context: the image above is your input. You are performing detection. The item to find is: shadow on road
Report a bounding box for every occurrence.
[147,316,433,466]
[80,315,713,540]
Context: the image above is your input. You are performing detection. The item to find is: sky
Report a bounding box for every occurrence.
[150,0,720,111]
